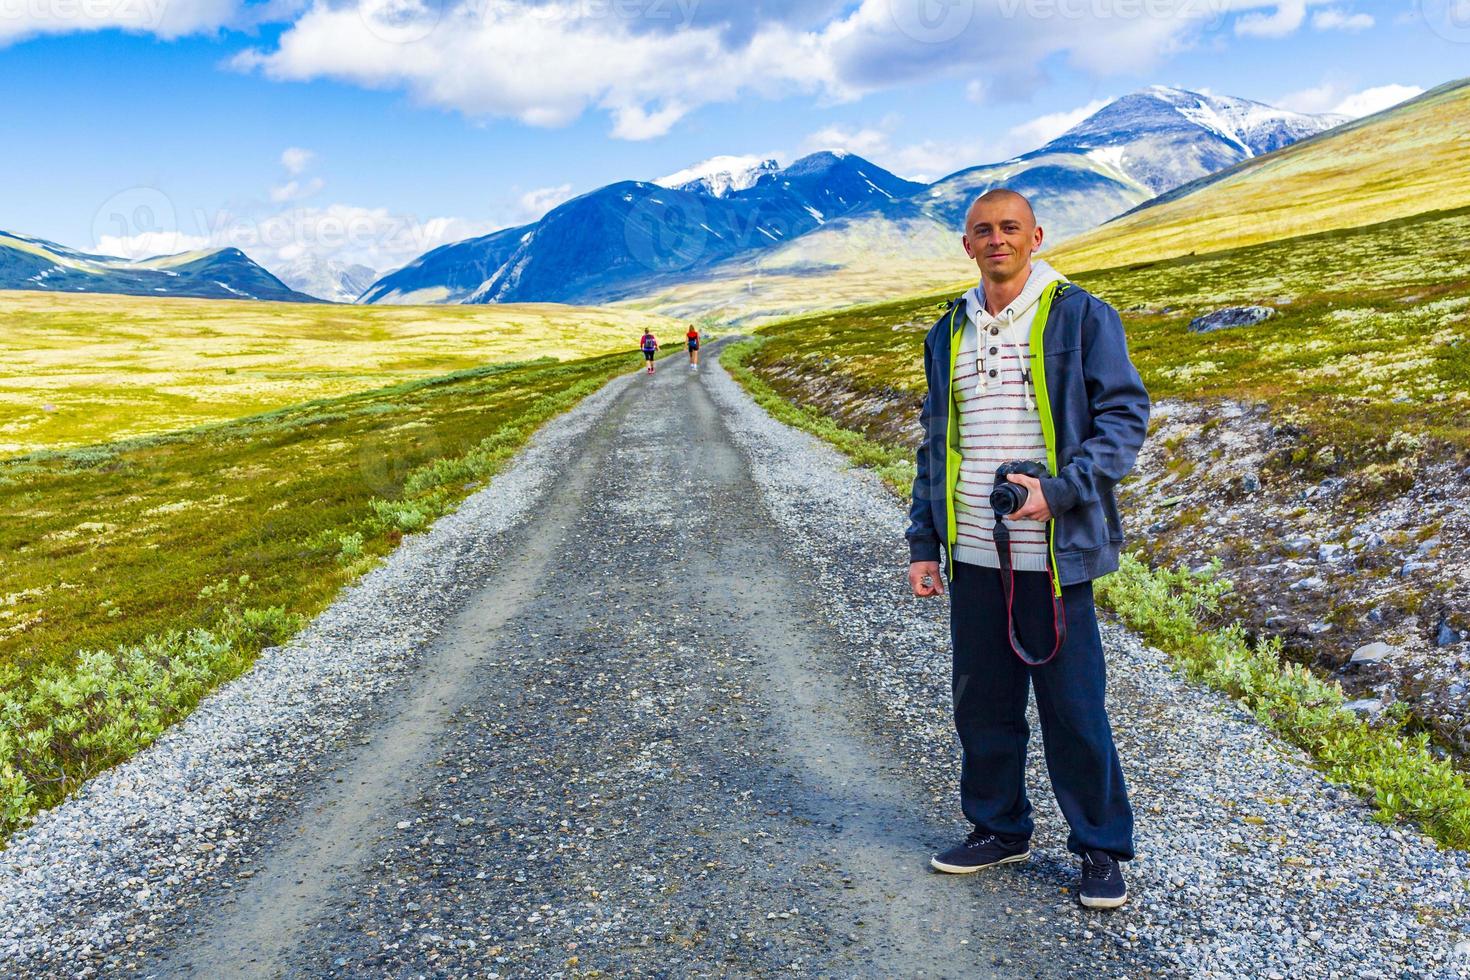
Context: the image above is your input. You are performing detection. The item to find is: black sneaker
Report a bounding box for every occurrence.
[1078,849,1128,909]
[930,829,1031,874]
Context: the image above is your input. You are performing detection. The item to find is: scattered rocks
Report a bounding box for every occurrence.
[1187,306,1277,334]
[1344,698,1385,719]
[1438,620,1464,647]
[1349,642,1397,665]
[1120,393,1469,830]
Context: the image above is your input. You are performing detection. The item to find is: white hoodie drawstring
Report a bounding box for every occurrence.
[1006,307,1038,412]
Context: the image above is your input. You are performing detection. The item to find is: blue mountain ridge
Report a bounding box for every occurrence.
[359,86,1346,307]
[361,151,924,306]
[0,231,320,303]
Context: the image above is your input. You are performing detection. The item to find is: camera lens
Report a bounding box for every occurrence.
[989,482,1027,515]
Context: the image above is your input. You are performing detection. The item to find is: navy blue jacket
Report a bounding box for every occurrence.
[905,281,1150,586]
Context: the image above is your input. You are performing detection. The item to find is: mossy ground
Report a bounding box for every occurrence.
[746,205,1470,469]
[0,346,666,835]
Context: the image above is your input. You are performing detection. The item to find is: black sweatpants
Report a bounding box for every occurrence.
[949,560,1135,861]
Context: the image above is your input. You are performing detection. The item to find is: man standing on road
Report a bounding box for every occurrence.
[905,189,1150,910]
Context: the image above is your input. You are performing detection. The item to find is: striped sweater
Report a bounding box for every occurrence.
[951,260,1067,572]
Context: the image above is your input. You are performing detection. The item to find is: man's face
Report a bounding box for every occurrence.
[962,198,1042,282]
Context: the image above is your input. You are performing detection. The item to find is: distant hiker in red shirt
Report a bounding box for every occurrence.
[686,325,701,371]
[640,330,659,374]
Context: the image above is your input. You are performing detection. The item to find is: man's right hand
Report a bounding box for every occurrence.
[908,561,944,597]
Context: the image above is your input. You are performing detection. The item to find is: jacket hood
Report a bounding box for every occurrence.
[962,258,1069,329]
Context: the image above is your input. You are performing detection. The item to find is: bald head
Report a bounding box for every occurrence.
[965,188,1036,230]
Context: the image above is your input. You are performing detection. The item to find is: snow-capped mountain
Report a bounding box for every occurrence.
[655,156,781,198]
[270,255,378,303]
[0,230,320,302]
[362,152,924,306]
[356,86,1347,311]
[685,85,1350,310]
[1040,85,1351,195]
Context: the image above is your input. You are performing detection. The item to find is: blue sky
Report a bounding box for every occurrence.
[1,0,1461,274]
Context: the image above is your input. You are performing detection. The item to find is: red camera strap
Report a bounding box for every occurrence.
[992,516,1067,666]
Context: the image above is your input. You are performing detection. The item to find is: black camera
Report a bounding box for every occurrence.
[989,460,1050,516]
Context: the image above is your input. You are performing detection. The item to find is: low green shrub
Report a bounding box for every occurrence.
[1096,555,1470,849]
[0,349,642,842]
[0,603,302,836]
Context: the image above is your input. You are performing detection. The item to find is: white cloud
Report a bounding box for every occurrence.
[229,0,1297,141]
[801,124,892,160]
[230,0,837,141]
[1002,99,1113,158]
[94,229,211,260]
[0,0,299,46]
[281,147,315,174]
[94,202,498,274]
[1235,0,1307,37]
[1331,83,1422,118]
[797,96,1113,181]
[1311,8,1374,30]
[798,123,973,182]
[9,0,1350,142]
[517,184,576,220]
[1276,80,1423,118]
[269,176,325,202]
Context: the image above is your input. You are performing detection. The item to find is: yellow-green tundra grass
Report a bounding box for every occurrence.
[0,289,676,454]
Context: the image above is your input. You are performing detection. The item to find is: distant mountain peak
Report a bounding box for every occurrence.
[0,229,320,302]
[1052,86,1346,154]
[655,155,780,198]
[270,254,378,303]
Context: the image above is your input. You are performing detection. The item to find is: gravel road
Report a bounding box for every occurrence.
[3,341,1469,978]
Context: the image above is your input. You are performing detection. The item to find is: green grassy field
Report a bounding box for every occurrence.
[0,345,668,836]
[745,205,1470,475]
[0,289,676,455]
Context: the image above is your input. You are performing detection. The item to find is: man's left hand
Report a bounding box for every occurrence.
[1005,473,1053,522]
